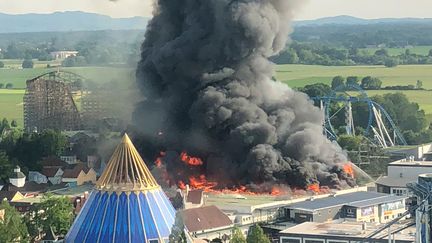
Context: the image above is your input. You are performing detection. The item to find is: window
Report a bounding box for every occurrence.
[328,241,349,243]
[304,239,325,243]
[149,240,159,243]
[347,209,353,213]
[384,216,389,220]
[280,237,301,243]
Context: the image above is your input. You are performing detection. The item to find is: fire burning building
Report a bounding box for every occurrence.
[23,71,83,132]
[134,0,356,193]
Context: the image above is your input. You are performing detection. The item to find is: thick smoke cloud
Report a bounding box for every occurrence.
[135,0,355,189]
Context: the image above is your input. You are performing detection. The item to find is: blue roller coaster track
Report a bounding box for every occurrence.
[312,84,407,146]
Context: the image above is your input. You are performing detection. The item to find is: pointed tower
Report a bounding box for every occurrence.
[65,134,176,243]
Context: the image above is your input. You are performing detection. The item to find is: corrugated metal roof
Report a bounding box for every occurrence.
[348,195,407,208]
[287,191,396,211]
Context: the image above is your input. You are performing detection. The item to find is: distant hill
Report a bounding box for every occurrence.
[295,15,432,26]
[0,11,148,33]
[2,12,432,33]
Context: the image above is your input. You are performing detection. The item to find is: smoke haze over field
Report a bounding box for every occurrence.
[134,0,355,189]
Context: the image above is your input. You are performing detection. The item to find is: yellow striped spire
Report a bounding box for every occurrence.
[96,133,160,192]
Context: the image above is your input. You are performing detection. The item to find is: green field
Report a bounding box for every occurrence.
[0,66,134,89]
[1,63,432,127]
[276,64,432,89]
[0,89,25,126]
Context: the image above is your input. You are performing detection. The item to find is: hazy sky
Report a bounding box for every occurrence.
[0,0,432,20]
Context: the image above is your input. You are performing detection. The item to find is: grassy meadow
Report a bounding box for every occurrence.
[1,62,432,127]
[276,64,432,89]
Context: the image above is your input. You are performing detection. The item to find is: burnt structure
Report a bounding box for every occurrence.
[24,71,83,132]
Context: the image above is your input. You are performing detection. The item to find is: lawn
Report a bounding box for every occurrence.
[0,89,25,126]
[276,64,432,89]
[1,63,432,127]
[0,66,135,89]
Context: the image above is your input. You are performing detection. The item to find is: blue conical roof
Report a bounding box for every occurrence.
[65,134,176,243]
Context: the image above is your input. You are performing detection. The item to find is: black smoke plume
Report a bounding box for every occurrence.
[134,0,355,189]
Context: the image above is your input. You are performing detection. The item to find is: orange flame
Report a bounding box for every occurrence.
[343,163,355,178]
[180,151,204,166]
[271,186,282,196]
[155,151,166,168]
[307,183,320,193]
[178,181,186,190]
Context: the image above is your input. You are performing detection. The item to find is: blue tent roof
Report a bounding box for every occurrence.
[65,134,177,243]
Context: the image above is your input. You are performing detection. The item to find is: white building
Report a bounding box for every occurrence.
[9,166,26,188]
[376,143,432,196]
[50,51,78,60]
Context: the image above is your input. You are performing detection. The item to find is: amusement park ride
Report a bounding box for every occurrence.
[312,84,407,148]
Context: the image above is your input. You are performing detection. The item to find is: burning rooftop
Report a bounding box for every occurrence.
[134,0,356,192]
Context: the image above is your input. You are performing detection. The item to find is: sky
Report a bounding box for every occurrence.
[0,0,432,20]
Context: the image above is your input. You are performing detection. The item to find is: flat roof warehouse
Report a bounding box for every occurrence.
[285,191,406,212]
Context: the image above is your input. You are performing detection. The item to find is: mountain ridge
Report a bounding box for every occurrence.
[0,11,148,33]
[1,12,432,33]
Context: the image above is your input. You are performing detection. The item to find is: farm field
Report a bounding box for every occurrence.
[276,64,432,89]
[0,89,25,126]
[0,65,135,89]
[1,63,432,127]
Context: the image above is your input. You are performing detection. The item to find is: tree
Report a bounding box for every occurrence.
[375,49,388,56]
[246,225,270,243]
[0,151,13,182]
[361,76,382,90]
[416,80,423,90]
[0,61,4,68]
[429,49,432,57]
[11,130,67,171]
[373,93,427,133]
[62,56,87,67]
[34,194,74,236]
[230,226,246,243]
[1,118,10,132]
[337,135,363,151]
[5,83,13,89]
[10,120,18,128]
[331,76,345,89]
[346,76,359,87]
[299,83,332,98]
[384,58,398,68]
[0,200,29,242]
[22,59,34,69]
[0,83,3,89]
[169,212,187,243]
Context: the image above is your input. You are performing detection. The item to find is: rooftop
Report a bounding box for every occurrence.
[390,159,432,167]
[186,189,203,204]
[181,205,233,232]
[375,176,415,188]
[280,221,415,241]
[287,191,403,212]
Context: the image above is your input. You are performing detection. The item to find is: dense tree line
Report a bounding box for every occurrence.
[0,125,68,178]
[271,42,432,66]
[292,22,432,48]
